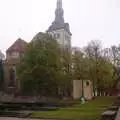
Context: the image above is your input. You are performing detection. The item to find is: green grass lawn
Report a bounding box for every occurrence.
[31,97,114,120]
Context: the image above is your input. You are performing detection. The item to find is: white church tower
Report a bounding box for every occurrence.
[47,0,72,49]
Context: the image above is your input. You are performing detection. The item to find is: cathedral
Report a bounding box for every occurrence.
[2,0,72,93]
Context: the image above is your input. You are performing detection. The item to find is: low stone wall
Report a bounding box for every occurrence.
[101,96,120,120]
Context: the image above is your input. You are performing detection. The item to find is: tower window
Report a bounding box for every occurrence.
[65,35,70,41]
[56,33,60,39]
[53,34,56,39]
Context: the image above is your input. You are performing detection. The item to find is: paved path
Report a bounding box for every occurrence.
[0,117,43,120]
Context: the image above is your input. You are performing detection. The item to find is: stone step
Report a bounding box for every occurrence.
[101,110,117,120]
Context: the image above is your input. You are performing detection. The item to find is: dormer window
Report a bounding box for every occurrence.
[11,52,19,58]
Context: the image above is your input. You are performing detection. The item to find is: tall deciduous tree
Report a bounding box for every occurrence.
[84,40,114,96]
[72,48,89,80]
[72,48,90,97]
[84,40,102,96]
[17,33,61,96]
[58,47,72,97]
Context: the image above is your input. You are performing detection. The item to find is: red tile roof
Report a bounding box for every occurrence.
[6,38,27,53]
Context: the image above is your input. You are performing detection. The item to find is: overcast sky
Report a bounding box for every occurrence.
[0,0,120,53]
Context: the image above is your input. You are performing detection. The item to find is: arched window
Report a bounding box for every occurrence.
[86,81,90,86]
[9,68,15,87]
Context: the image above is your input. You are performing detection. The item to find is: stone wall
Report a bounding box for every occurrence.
[73,80,93,100]
[73,80,82,100]
[83,80,93,100]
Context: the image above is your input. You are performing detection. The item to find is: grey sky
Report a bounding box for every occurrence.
[0,0,120,53]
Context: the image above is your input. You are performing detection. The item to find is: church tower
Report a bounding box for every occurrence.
[47,0,72,49]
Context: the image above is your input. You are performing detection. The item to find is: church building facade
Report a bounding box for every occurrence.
[4,38,27,93]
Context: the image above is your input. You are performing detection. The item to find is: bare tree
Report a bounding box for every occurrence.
[84,40,102,96]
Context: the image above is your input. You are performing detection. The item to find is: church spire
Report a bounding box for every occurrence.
[54,0,64,24]
[47,0,71,36]
[57,0,62,9]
